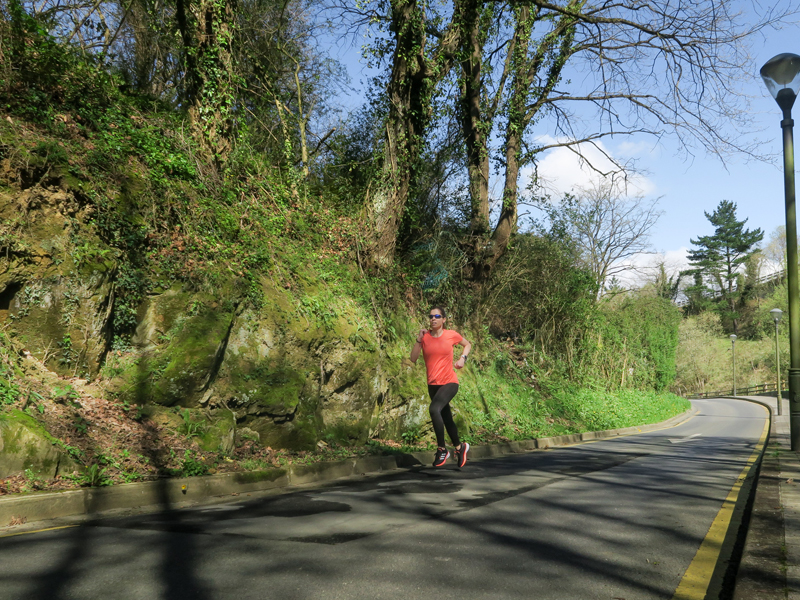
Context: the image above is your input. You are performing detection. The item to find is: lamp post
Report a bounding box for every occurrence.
[730,334,737,397]
[772,308,784,415]
[761,53,800,449]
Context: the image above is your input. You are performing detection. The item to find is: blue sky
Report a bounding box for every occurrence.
[326,4,799,282]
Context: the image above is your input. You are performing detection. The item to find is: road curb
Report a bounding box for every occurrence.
[0,407,696,528]
[672,398,771,600]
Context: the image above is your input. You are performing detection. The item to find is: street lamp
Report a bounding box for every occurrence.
[771,308,784,415]
[761,53,800,449]
[730,334,737,397]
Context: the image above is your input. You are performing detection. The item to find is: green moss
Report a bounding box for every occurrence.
[0,410,47,452]
[322,419,371,445]
[196,409,235,453]
[145,306,234,406]
[0,409,76,478]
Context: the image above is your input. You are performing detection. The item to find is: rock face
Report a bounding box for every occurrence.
[114,280,418,449]
[0,172,431,457]
[0,180,115,378]
[0,410,79,478]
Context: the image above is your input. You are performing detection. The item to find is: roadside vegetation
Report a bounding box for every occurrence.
[674,284,790,397]
[9,0,785,495]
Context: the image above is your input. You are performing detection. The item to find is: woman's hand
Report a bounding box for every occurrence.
[410,329,426,364]
[454,356,465,370]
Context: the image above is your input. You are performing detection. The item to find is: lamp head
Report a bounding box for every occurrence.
[730,334,737,342]
[771,308,784,324]
[761,53,800,111]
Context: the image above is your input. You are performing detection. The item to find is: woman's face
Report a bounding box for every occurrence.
[428,309,445,332]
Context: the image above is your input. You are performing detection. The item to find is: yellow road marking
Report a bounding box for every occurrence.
[0,524,77,539]
[671,405,770,600]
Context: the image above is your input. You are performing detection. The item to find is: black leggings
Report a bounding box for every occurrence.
[428,383,460,448]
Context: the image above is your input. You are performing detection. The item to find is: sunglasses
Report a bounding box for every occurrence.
[429,314,443,320]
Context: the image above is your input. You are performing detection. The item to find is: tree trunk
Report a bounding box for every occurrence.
[177,0,235,169]
[365,0,460,269]
[365,0,426,268]
[473,0,582,280]
[457,0,491,237]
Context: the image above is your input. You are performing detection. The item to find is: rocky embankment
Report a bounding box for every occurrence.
[0,162,431,484]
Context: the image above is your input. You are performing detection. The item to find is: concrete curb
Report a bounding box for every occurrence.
[0,407,696,527]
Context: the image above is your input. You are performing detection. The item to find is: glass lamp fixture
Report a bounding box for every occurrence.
[761,53,800,110]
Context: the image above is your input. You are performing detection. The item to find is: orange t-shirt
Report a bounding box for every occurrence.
[421,329,464,385]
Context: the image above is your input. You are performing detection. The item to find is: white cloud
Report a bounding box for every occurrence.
[523,138,657,200]
[612,248,690,289]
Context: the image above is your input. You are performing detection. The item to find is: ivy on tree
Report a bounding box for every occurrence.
[684,200,763,334]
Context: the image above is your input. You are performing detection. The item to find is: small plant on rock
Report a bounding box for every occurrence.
[401,426,423,446]
[178,409,207,438]
[175,450,209,477]
[21,468,45,492]
[80,464,113,487]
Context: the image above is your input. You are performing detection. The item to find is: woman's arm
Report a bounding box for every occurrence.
[410,329,427,364]
[454,339,472,370]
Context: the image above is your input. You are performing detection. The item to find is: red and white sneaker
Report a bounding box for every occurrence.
[433,447,450,467]
[455,442,470,468]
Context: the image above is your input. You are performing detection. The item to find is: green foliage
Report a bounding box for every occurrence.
[314,105,382,212]
[548,387,689,433]
[674,310,785,396]
[0,378,19,406]
[591,295,681,392]
[52,438,85,462]
[22,468,45,492]
[174,450,209,477]
[684,200,764,331]
[240,458,273,471]
[178,409,208,438]
[400,426,423,445]
[0,330,22,407]
[453,336,688,444]
[52,385,80,406]
[73,416,89,435]
[79,464,113,487]
[484,233,596,351]
[57,334,78,369]
[1,0,118,123]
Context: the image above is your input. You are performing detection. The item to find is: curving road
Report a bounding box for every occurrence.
[0,398,768,600]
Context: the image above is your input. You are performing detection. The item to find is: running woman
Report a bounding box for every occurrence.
[409,307,472,467]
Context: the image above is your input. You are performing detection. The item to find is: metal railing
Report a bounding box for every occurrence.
[686,381,781,399]
[675,268,787,307]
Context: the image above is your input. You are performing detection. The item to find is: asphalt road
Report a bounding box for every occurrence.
[0,398,768,600]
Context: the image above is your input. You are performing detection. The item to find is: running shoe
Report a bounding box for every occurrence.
[433,447,450,467]
[455,442,470,468]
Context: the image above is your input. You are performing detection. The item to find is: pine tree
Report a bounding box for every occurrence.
[685,200,763,334]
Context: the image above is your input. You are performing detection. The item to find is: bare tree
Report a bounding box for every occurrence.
[641,259,683,302]
[544,180,662,294]
[339,0,796,271]
[459,0,795,279]
[764,225,789,272]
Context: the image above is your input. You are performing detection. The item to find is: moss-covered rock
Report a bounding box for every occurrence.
[0,409,79,478]
[197,408,235,454]
[117,292,238,407]
[0,173,435,453]
[0,183,116,378]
